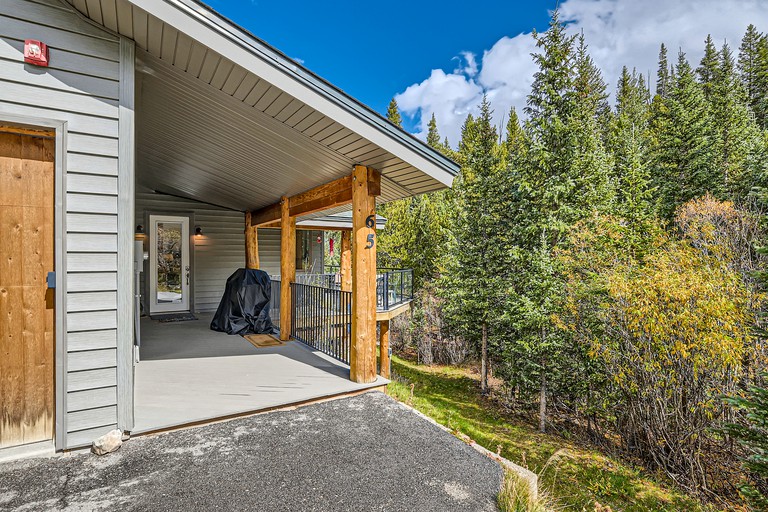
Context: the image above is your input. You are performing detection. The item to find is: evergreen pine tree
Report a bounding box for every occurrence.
[426,113,441,149]
[697,35,720,101]
[739,26,764,111]
[711,42,766,200]
[651,50,716,217]
[503,10,612,432]
[456,113,478,169]
[386,98,402,127]
[443,97,508,393]
[612,67,654,227]
[656,43,672,98]
[504,107,527,162]
[574,32,611,140]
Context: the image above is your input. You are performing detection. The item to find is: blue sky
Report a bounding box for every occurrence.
[204,0,557,131]
[205,0,768,145]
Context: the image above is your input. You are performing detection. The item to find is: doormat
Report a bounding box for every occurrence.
[243,334,284,348]
[151,313,198,323]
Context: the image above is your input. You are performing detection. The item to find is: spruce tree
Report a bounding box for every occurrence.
[504,11,612,432]
[443,97,508,393]
[574,32,611,140]
[504,107,527,162]
[651,50,716,217]
[711,42,766,200]
[426,113,442,150]
[612,67,653,227]
[697,35,720,101]
[656,43,672,98]
[738,25,766,124]
[386,98,402,127]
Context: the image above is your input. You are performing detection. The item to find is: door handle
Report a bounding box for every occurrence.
[185,266,190,286]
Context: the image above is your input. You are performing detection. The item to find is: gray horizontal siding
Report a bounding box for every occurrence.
[259,228,280,276]
[0,0,121,448]
[67,329,117,351]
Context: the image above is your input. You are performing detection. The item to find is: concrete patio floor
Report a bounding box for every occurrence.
[134,315,387,433]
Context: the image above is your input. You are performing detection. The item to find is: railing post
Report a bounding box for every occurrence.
[384,271,389,311]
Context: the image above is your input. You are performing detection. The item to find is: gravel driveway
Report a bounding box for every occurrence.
[0,392,502,511]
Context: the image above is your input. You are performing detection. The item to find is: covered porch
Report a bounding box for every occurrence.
[56,0,457,439]
[133,314,386,433]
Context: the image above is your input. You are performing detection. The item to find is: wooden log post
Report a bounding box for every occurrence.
[245,211,260,269]
[340,230,352,292]
[280,196,295,341]
[379,319,390,379]
[350,165,379,383]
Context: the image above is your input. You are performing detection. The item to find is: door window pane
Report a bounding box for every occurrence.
[156,222,183,304]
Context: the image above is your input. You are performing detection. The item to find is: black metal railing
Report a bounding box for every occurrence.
[290,282,352,364]
[324,266,413,311]
[376,268,414,311]
[269,278,281,329]
[296,273,340,289]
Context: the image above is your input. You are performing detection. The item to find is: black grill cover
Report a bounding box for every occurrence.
[210,268,277,335]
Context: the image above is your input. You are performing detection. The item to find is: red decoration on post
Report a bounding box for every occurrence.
[329,238,334,257]
[24,40,49,67]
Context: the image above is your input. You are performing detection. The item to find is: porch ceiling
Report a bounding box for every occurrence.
[65,0,458,214]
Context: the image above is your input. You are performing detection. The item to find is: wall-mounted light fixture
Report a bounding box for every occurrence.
[136,225,144,234]
[195,226,203,236]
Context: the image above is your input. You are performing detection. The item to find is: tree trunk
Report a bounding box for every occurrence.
[539,371,547,433]
[539,334,547,433]
[481,321,488,394]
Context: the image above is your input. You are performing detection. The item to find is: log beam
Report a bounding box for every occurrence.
[340,230,352,292]
[350,165,378,383]
[379,320,390,379]
[249,170,381,227]
[244,211,260,269]
[280,196,295,341]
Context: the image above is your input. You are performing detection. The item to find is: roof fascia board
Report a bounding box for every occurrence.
[127,0,458,186]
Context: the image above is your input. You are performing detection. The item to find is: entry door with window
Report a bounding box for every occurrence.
[149,215,190,313]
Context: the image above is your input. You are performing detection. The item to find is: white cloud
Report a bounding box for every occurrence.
[454,51,479,77]
[395,0,768,147]
[396,69,483,143]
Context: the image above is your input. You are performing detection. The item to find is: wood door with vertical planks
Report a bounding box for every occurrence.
[0,127,55,449]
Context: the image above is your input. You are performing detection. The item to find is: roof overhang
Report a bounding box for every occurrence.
[65,0,458,215]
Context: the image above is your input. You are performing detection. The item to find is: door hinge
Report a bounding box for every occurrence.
[46,271,56,289]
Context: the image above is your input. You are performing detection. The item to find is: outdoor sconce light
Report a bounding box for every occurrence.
[136,225,144,234]
[195,226,203,236]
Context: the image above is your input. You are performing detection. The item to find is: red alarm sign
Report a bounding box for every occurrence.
[24,40,49,67]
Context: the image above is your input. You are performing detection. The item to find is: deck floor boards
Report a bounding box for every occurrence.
[134,314,387,433]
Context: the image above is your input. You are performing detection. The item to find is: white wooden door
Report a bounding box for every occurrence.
[149,215,190,313]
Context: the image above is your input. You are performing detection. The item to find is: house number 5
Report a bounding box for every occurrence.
[365,215,375,249]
